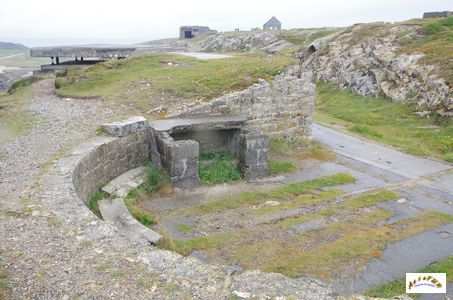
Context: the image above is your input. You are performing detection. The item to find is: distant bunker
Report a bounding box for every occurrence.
[30,44,139,73]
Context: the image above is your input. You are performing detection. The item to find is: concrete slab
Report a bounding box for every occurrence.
[334,223,453,295]
[101,166,148,198]
[30,44,139,58]
[149,115,247,133]
[313,124,451,179]
[102,116,149,137]
[99,198,161,244]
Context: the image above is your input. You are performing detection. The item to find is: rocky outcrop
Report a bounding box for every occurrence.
[190,31,282,52]
[300,24,452,114]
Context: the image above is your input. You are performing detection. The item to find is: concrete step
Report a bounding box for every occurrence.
[102,166,147,198]
[99,198,161,244]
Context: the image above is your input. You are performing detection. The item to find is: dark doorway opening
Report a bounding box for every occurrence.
[184,31,193,38]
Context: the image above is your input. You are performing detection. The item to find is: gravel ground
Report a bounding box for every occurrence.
[0,79,336,299]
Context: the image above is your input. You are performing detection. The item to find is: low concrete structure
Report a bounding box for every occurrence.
[179,26,215,39]
[423,11,453,18]
[150,115,269,188]
[99,198,162,244]
[30,44,138,59]
[102,116,149,137]
[102,166,148,198]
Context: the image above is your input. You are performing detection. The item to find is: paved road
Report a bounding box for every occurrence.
[313,123,451,179]
[313,123,453,296]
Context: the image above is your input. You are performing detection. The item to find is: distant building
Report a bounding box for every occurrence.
[179,26,215,39]
[423,11,453,18]
[263,16,282,30]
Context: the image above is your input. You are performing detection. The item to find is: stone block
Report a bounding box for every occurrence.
[102,116,149,137]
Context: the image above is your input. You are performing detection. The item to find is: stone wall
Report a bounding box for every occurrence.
[169,72,316,140]
[72,129,158,204]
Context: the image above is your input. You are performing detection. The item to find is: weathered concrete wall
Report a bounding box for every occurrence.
[169,72,315,140]
[72,129,158,204]
[156,132,200,188]
[171,129,241,154]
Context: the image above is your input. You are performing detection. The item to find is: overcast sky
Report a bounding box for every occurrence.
[1,0,452,47]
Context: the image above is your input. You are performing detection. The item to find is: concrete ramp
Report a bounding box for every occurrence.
[99,198,161,244]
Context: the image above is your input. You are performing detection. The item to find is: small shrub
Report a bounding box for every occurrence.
[141,164,169,194]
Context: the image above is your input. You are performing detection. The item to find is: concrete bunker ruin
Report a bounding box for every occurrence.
[149,115,269,188]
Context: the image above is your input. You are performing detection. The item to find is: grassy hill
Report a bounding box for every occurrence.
[55,52,295,112]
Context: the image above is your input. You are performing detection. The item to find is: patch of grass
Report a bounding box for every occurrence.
[180,173,355,216]
[269,138,335,162]
[364,256,453,298]
[0,80,40,144]
[0,264,10,300]
[255,189,344,216]
[342,190,398,210]
[247,211,452,278]
[7,76,43,94]
[316,83,453,161]
[88,190,108,218]
[268,158,296,175]
[176,224,193,233]
[123,163,168,226]
[141,163,169,194]
[55,52,295,112]
[199,150,242,185]
[278,189,398,229]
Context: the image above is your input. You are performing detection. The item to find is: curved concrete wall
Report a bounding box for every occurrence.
[72,129,155,204]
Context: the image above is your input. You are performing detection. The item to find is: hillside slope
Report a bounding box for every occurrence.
[299,17,453,114]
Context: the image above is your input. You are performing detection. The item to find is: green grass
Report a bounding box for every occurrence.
[54,52,295,112]
[179,173,356,216]
[123,163,169,226]
[7,76,43,93]
[268,159,296,175]
[316,83,453,161]
[199,151,242,184]
[0,77,44,144]
[278,189,398,229]
[269,137,336,162]
[176,224,193,233]
[242,211,452,278]
[364,256,453,298]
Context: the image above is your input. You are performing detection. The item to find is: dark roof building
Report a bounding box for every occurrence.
[263,16,282,30]
[423,11,453,18]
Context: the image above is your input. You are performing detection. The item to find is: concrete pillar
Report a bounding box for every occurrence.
[56,56,60,65]
[51,56,54,65]
[239,133,269,180]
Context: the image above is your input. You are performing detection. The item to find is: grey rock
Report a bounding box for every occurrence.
[101,166,147,197]
[102,116,149,137]
[99,198,162,244]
